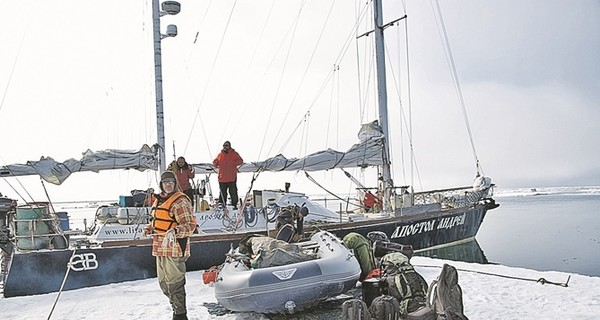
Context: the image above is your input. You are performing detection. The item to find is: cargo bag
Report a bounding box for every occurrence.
[380,252,429,317]
[341,298,370,320]
[373,240,414,259]
[343,232,377,280]
[427,264,469,320]
[369,294,400,320]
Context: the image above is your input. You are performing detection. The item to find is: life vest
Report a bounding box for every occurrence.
[151,191,187,235]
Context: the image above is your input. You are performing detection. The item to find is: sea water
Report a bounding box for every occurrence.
[473,186,600,277]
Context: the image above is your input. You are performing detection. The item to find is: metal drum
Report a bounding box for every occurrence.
[14,205,52,250]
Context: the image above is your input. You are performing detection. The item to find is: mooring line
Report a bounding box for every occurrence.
[47,248,77,320]
[414,264,571,287]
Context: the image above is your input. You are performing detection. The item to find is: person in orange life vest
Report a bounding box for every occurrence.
[168,156,196,208]
[212,141,243,209]
[363,190,381,212]
[143,171,196,320]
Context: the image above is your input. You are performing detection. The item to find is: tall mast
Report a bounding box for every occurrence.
[152,0,166,173]
[373,0,393,212]
[152,0,180,174]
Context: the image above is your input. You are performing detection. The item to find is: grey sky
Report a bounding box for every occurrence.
[0,0,598,202]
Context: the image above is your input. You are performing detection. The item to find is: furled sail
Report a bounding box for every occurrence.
[0,145,158,185]
[193,121,384,174]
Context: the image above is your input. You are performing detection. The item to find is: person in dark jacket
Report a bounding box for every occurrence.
[212,141,243,209]
[275,206,309,242]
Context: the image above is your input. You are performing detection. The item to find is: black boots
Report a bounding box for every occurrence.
[173,313,188,320]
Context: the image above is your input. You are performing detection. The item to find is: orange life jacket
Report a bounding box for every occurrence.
[151,191,187,235]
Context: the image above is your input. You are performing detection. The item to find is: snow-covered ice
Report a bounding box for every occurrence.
[1,257,598,319]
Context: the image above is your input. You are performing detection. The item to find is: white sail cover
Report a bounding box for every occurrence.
[193,121,385,174]
[0,123,382,184]
[0,145,158,185]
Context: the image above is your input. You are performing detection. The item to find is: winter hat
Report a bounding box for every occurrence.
[159,170,181,193]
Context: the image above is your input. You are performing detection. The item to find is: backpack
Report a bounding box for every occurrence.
[343,232,377,280]
[380,252,428,317]
[341,298,370,320]
[426,264,469,320]
[369,295,400,320]
[372,240,414,259]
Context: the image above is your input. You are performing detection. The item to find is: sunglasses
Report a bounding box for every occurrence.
[223,144,230,147]
[162,179,176,184]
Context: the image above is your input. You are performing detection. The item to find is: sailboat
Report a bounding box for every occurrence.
[0,0,497,298]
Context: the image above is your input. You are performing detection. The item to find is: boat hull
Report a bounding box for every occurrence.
[2,202,493,297]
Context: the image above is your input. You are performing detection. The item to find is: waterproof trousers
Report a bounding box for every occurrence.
[218,181,239,208]
[157,256,188,316]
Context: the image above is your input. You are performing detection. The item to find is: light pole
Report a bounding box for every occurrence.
[153,0,180,174]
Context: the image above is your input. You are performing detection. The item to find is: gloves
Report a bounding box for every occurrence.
[161,229,176,248]
[142,226,152,237]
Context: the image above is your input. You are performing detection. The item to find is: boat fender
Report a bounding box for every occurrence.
[202,266,219,285]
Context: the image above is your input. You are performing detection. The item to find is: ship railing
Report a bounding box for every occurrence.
[412,186,492,208]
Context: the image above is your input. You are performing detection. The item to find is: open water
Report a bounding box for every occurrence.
[416,186,600,277]
[471,186,600,277]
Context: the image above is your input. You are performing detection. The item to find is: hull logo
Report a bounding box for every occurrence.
[272,268,297,280]
[69,253,99,271]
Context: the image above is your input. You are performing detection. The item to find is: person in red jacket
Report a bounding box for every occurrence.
[213,141,243,209]
[168,157,196,208]
[363,190,382,212]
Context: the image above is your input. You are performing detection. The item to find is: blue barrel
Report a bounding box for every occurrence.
[55,212,70,231]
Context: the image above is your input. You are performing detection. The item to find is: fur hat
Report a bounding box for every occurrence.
[159,170,181,193]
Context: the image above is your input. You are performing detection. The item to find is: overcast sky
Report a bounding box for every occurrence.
[0,0,598,202]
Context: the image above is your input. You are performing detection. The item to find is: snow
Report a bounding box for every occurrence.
[1,257,598,319]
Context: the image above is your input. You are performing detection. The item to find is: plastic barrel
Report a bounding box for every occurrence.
[55,212,70,231]
[15,205,51,250]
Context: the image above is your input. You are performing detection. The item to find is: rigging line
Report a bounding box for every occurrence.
[264,0,336,158]
[258,0,308,160]
[270,4,370,158]
[276,112,310,156]
[0,159,37,205]
[393,22,408,187]
[355,0,376,126]
[0,176,30,205]
[40,179,56,214]
[325,65,335,149]
[274,2,371,155]
[304,171,366,209]
[184,0,239,155]
[258,1,306,159]
[431,0,481,173]
[353,0,365,125]
[383,27,424,191]
[0,28,27,115]
[187,0,213,59]
[335,64,340,149]
[225,1,277,141]
[403,13,416,193]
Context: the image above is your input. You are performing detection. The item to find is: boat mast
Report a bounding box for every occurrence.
[152,0,180,173]
[373,0,393,212]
